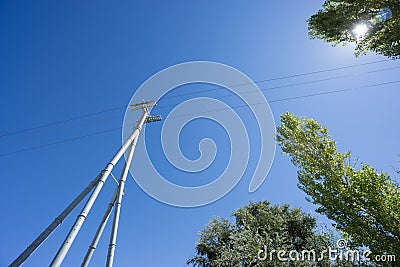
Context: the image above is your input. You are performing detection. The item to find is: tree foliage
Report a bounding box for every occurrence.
[187,201,332,267]
[276,112,400,259]
[307,0,400,58]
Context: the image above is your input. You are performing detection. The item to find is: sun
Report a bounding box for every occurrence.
[352,23,369,39]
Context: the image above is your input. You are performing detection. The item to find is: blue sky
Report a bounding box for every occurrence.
[1,1,399,266]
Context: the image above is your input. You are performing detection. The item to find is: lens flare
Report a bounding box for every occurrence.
[352,23,369,39]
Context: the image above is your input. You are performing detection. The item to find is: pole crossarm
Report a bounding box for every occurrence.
[129,100,156,111]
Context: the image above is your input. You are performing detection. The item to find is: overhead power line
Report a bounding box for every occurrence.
[0,59,395,139]
[1,79,398,158]
[160,59,395,101]
[0,127,122,158]
[167,80,400,119]
[155,66,400,111]
[0,106,125,138]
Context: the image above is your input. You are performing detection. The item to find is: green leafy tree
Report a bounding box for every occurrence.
[187,201,333,267]
[276,112,400,261]
[307,0,400,58]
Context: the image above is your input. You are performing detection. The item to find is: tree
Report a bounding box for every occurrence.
[276,112,400,260]
[187,201,333,267]
[307,0,400,58]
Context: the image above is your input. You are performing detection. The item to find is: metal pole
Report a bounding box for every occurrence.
[81,187,118,267]
[50,110,148,267]
[105,133,139,267]
[9,173,102,267]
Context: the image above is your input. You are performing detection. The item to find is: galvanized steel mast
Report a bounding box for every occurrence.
[10,100,161,267]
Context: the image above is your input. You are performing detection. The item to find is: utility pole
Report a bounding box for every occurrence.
[105,126,138,267]
[9,101,161,267]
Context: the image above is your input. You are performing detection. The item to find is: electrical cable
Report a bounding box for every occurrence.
[0,106,125,138]
[1,59,396,138]
[155,66,400,111]
[167,80,400,119]
[159,59,395,101]
[3,65,398,147]
[1,79,398,158]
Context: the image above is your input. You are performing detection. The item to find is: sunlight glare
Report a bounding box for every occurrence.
[352,23,369,39]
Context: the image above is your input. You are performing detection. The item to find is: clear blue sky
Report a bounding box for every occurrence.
[1,1,399,266]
